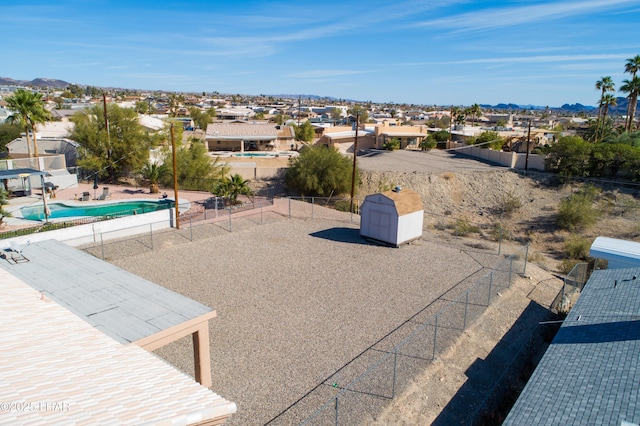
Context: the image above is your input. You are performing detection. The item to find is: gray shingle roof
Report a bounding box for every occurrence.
[0,239,213,344]
[504,266,640,425]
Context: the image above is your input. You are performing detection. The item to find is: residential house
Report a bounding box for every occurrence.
[314,125,376,154]
[205,122,294,152]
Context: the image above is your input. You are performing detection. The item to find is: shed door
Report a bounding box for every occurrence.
[370,209,392,243]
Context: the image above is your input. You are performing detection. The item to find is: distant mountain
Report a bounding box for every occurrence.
[557,103,596,112]
[480,102,599,113]
[0,77,70,88]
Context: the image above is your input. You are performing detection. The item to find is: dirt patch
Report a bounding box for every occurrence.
[360,169,640,274]
[372,264,563,425]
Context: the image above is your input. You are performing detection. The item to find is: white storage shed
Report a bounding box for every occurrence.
[589,236,640,269]
[360,187,423,247]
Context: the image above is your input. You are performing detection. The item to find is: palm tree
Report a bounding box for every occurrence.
[595,76,615,142]
[214,174,252,205]
[620,76,640,132]
[623,55,640,131]
[0,189,11,226]
[5,89,50,158]
[598,94,617,141]
[470,103,482,126]
[624,54,640,77]
[140,161,168,194]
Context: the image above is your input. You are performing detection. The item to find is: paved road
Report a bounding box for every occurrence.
[356,149,508,173]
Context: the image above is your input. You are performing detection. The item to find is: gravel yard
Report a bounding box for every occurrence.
[107,212,514,425]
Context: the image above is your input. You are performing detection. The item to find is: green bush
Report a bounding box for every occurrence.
[382,138,400,151]
[564,235,591,259]
[452,219,480,236]
[498,192,522,216]
[557,187,601,231]
[285,146,356,196]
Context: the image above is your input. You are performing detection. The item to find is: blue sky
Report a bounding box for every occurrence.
[2,0,639,107]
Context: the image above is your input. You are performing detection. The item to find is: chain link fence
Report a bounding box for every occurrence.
[263,244,529,426]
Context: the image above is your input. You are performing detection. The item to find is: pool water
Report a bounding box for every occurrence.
[20,199,174,221]
[232,151,297,157]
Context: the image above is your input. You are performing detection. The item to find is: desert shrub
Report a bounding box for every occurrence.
[334,199,358,213]
[564,235,591,259]
[382,138,401,151]
[498,192,522,216]
[557,187,601,231]
[420,136,437,151]
[452,219,480,236]
[558,259,583,275]
[488,222,510,241]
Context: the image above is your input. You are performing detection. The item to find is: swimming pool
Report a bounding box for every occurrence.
[232,151,297,157]
[19,199,175,221]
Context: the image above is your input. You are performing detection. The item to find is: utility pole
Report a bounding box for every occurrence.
[350,112,359,213]
[525,119,532,172]
[103,92,112,183]
[171,123,180,229]
[448,105,453,147]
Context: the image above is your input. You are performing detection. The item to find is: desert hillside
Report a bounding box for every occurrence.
[359,169,640,272]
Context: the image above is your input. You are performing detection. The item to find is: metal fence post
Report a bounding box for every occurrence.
[190,215,193,241]
[509,257,513,287]
[432,314,439,359]
[311,197,314,219]
[463,290,469,329]
[215,196,218,218]
[523,243,529,275]
[392,349,398,399]
[498,228,502,255]
[149,223,153,250]
[100,233,105,260]
[228,207,232,232]
[335,396,339,426]
[487,272,493,306]
[288,197,291,219]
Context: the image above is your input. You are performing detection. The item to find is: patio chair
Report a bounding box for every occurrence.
[98,187,110,200]
[81,191,90,201]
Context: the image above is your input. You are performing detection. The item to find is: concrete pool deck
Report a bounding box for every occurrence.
[2,182,212,229]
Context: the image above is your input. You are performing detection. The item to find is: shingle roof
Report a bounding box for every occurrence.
[504,266,640,425]
[0,268,236,425]
[0,239,213,344]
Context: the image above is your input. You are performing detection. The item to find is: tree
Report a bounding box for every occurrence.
[294,121,315,142]
[135,101,150,114]
[160,140,229,191]
[382,138,400,151]
[140,161,168,193]
[5,88,50,158]
[213,173,253,205]
[0,123,22,152]
[71,104,152,182]
[545,136,591,179]
[471,131,504,150]
[469,103,482,126]
[348,105,369,124]
[420,135,437,151]
[0,189,11,226]
[329,107,343,120]
[285,146,356,197]
[594,76,615,142]
[620,76,640,132]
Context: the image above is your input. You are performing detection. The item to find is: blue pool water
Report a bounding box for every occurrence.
[20,199,174,221]
[232,151,295,157]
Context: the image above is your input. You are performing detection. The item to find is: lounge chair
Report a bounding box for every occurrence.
[98,187,110,200]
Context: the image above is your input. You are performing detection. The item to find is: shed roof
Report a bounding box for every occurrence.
[0,239,213,344]
[504,266,640,425]
[590,236,640,267]
[0,268,235,425]
[368,188,423,216]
